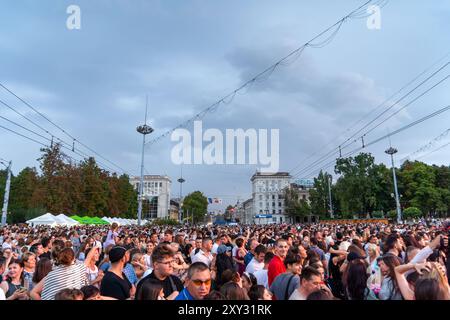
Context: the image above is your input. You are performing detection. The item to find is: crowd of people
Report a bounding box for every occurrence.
[0,218,449,300]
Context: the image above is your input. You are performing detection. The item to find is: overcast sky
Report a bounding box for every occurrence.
[1,0,450,211]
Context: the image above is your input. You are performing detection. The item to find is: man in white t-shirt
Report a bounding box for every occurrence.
[289,266,322,300]
[192,238,213,268]
[245,244,266,274]
[253,252,274,289]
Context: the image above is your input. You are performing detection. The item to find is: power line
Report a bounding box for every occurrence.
[144,0,382,148]
[0,84,128,174]
[287,51,450,174]
[290,69,450,179]
[0,107,117,172]
[415,141,450,161]
[295,104,450,179]
[401,128,450,162]
[0,123,117,172]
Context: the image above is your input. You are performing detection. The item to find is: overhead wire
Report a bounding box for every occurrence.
[144,0,379,148]
[0,83,128,174]
[295,104,450,179]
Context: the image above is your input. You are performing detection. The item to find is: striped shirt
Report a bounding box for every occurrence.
[41,262,88,300]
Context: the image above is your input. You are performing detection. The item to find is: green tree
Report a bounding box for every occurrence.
[284,186,311,220]
[79,157,109,216]
[309,171,331,218]
[334,153,387,218]
[116,174,138,218]
[38,143,71,213]
[399,161,439,217]
[182,191,208,224]
[403,207,422,220]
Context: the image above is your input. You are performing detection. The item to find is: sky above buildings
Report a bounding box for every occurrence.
[1,0,450,211]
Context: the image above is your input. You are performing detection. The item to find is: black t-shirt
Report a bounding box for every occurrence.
[39,251,51,260]
[100,271,132,300]
[135,272,183,299]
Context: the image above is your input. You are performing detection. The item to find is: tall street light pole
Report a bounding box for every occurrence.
[177,165,185,223]
[136,96,153,226]
[385,147,402,223]
[1,161,12,226]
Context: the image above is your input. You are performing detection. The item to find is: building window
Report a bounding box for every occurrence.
[279,209,282,214]
[272,202,275,207]
[259,202,262,208]
[278,202,282,207]
[272,209,276,214]
[259,195,263,200]
[272,217,277,222]
[160,182,163,187]
[272,195,275,200]
[260,210,263,214]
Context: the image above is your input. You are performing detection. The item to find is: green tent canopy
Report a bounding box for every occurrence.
[70,215,83,222]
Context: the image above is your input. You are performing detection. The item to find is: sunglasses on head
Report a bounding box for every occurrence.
[191,279,212,286]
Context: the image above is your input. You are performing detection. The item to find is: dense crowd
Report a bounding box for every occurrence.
[0,219,449,300]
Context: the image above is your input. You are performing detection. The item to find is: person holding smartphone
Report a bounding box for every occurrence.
[0,258,29,300]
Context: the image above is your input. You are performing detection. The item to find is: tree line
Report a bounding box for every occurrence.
[286,152,450,220]
[0,143,138,223]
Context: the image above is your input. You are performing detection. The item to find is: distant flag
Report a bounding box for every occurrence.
[207,197,223,204]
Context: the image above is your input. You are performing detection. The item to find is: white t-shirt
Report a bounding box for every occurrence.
[0,286,5,300]
[143,254,152,269]
[192,250,213,268]
[253,269,268,289]
[289,289,307,300]
[103,230,118,249]
[2,242,12,250]
[211,243,219,255]
[245,258,264,274]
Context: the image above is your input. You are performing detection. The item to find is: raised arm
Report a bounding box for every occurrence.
[394,262,426,300]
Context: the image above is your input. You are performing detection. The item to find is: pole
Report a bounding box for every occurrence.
[137,95,152,226]
[1,161,12,226]
[385,146,402,223]
[390,153,402,223]
[327,174,334,218]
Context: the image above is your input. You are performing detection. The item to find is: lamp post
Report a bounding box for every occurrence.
[1,160,12,226]
[385,147,402,223]
[177,165,185,223]
[136,96,153,226]
[327,174,334,219]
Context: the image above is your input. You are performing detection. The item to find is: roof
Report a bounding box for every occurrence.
[129,175,171,182]
[250,172,291,181]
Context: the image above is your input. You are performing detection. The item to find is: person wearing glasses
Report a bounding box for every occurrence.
[135,244,183,300]
[175,262,211,300]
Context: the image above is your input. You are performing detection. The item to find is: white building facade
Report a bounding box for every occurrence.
[251,172,291,224]
[129,175,171,220]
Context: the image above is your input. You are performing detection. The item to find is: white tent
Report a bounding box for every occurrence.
[26,213,58,227]
[56,214,79,226]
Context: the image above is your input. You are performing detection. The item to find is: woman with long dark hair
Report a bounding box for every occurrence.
[342,259,368,300]
[378,255,402,300]
[32,258,52,286]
